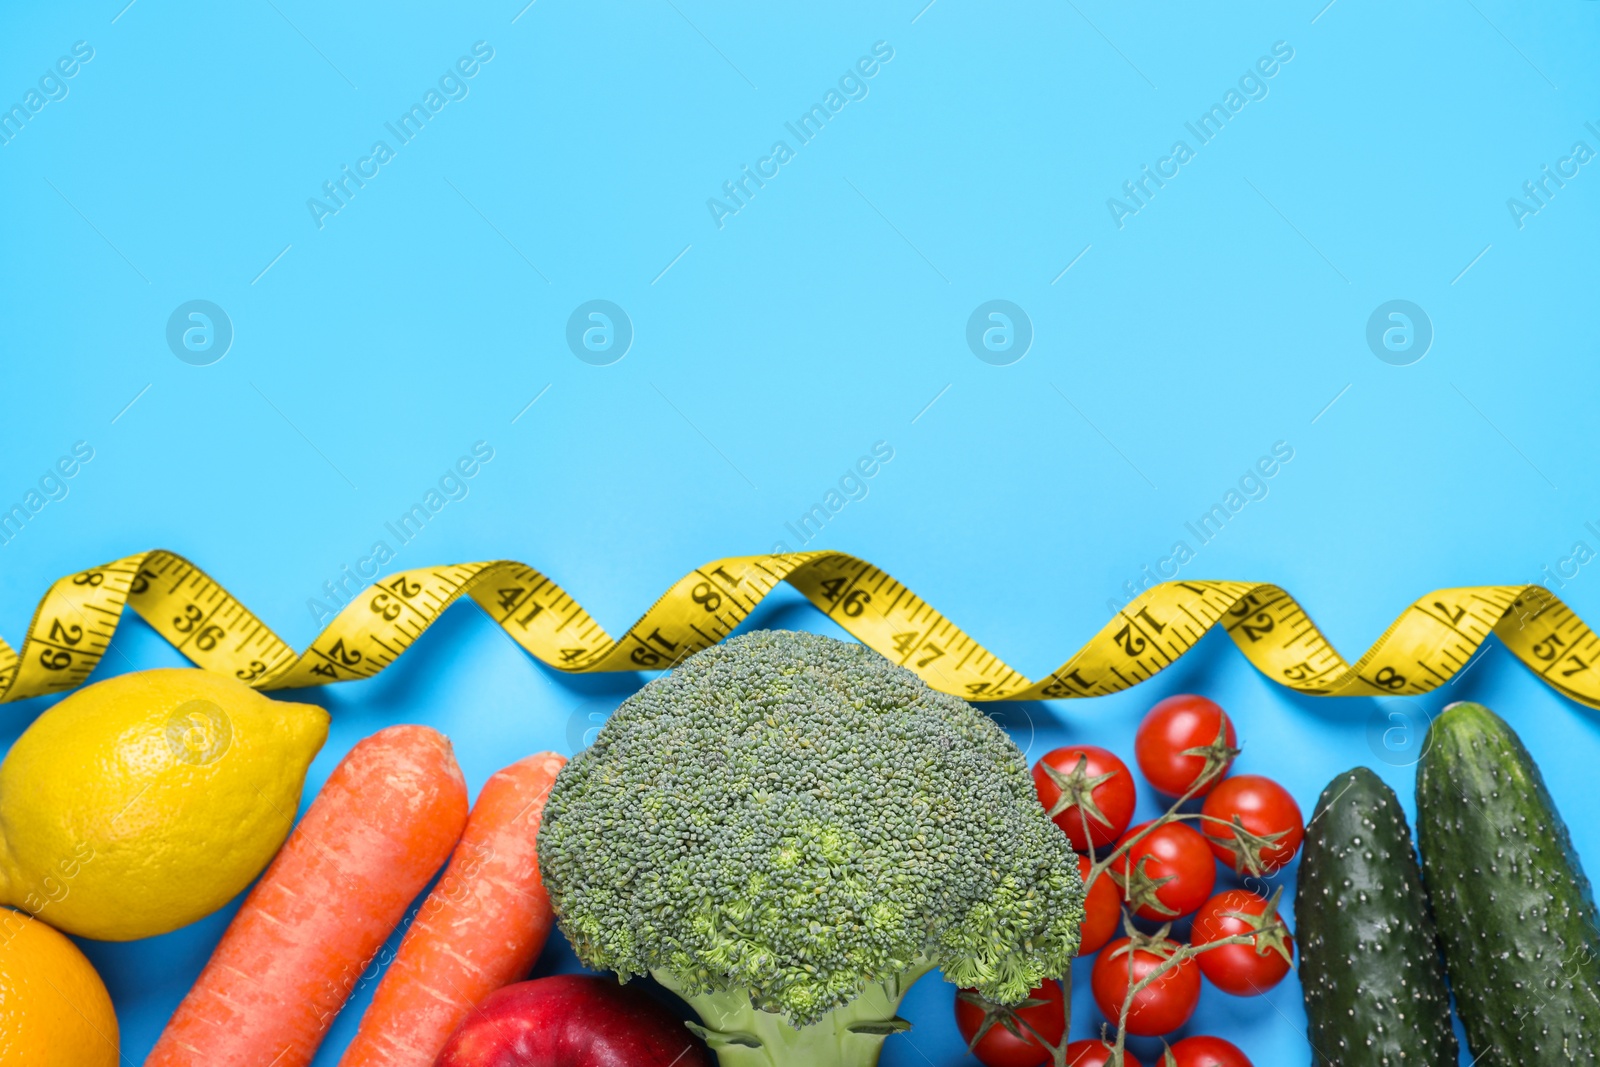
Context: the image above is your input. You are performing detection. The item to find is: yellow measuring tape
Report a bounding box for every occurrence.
[0,550,1594,709]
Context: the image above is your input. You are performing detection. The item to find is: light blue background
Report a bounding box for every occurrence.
[3,1,1598,1063]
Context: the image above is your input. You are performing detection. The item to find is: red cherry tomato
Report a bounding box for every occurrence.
[1065,1039,1144,1067]
[1134,695,1238,796]
[1090,933,1201,1036]
[1076,854,1121,956]
[1112,821,1217,920]
[1032,746,1138,851]
[1167,1035,1253,1066]
[1200,774,1305,875]
[1191,889,1295,996]
[954,980,1065,1067]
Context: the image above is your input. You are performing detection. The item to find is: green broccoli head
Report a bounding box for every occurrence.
[538,629,1083,1036]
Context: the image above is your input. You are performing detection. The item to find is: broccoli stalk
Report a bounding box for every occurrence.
[539,630,1084,1067]
[653,960,932,1066]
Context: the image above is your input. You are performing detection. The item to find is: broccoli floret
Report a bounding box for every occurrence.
[538,630,1084,1065]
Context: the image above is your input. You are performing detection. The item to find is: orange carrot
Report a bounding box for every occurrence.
[145,725,469,1067]
[338,752,568,1067]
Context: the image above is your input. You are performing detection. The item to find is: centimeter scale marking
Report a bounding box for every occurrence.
[0,549,1594,712]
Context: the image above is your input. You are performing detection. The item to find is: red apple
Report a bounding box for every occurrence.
[434,975,711,1067]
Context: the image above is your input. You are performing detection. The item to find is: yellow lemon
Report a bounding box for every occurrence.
[0,668,328,941]
[0,908,118,1067]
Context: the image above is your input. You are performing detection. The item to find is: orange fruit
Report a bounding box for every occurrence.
[0,908,118,1066]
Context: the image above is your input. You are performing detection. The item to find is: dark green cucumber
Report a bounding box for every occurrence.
[1416,701,1600,1064]
[1297,766,1457,1065]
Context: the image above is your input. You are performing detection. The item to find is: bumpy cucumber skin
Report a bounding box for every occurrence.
[1297,767,1457,1066]
[1416,702,1600,1065]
